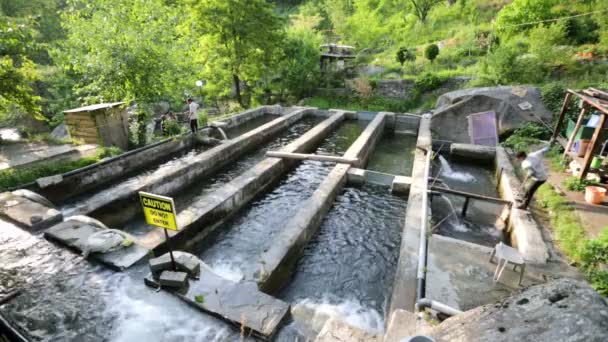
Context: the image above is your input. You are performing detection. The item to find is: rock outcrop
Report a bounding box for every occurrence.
[427,278,608,342]
[431,86,553,143]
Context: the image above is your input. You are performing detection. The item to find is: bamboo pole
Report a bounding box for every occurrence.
[266,151,359,165]
[551,92,573,143]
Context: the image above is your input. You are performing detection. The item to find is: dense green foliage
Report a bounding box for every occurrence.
[502,122,551,152]
[424,44,440,63]
[537,184,608,295]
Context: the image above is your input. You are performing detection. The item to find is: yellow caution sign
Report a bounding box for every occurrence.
[139,192,178,231]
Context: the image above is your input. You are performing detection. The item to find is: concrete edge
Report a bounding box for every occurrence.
[81,108,313,226]
[495,147,549,264]
[146,111,347,254]
[389,114,432,315]
[254,111,388,293]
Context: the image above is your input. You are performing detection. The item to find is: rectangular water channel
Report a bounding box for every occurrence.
[60,114,280,217]
[432,155,505,247]
[121,116,324,237]
[193,120,367,281]
[276,184,407,337]
[367,132,417,176]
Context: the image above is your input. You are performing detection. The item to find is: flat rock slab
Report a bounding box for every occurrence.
[159,271,188,288]
[0,192,62,230]
[150,251,201,278]
[145,262,290,340]
[44,220,149,271]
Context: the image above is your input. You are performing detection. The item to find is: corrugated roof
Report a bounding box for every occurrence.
[64,102,126,113]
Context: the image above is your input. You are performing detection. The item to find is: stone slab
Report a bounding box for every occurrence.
[159,271,188,288]
[44,220,149,271]
[149,251,201,278]
[145,262,290,340]
[391,175,413,195]
[426,234,545,311]
[315,318,381,342]
[0,192,62,230]
[450,143,495,163]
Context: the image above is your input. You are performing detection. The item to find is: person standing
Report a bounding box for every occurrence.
[515,145,551,209]
[187,98,200,134]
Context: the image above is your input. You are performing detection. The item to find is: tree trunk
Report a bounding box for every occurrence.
[233,74,247,108]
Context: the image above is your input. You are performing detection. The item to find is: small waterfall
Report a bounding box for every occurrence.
[438,155,475,182]
[213,126,228,140]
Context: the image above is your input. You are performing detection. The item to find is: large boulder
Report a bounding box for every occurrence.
[427,278,608,342]
[431,86,553,143]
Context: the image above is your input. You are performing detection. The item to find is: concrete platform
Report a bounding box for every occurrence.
[0,192,62,230]
[0,142,97,171]
[425,234,545,311]
[144,262,290,340]
[44,220,149,271]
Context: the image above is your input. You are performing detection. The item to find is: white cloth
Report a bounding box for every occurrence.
[522,146,550,181]
[188,102,200,120]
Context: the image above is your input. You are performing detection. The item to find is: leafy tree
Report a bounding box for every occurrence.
[274,27,322,100]
[424,43,439,62]
[409,0,443,23]
[396,47,415,65]
[187,0,284,109]
[495,0,559,36]
[56,0,188,106]
[0,17,42,121]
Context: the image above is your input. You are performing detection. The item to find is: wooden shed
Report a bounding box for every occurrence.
[64,102,129,149]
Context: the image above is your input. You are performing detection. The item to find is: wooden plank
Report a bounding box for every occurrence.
[567,90,608,115]
[551,92,573,143]
[266,151,359,164]
[580,113,607,178]
[563,105,588,158]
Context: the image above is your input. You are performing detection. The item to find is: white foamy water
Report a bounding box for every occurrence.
[439,155,476,182]
[291,298,385,335]
[105,274,235,342]
[208,259,245,282]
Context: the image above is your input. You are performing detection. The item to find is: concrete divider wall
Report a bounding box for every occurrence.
[36,135,200,204]
[389,114,431,314]
[253,112,388,293]
[495,147,549,264]
[216,105,282,129]
[85,108,312,226]
[148,111,347,254]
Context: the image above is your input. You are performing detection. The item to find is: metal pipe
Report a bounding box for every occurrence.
[416,148,432,301]
[417,298,463,316]
[416,148,463,317]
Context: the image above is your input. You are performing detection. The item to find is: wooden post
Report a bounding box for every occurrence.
[580,113,607,179]
[551,92,573,143]
[563,104,588,158]
[461,197,470,217]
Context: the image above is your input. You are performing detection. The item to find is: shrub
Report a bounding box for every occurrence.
[541,82,579,121]
[425,44,439,63]
[537,184,608,296]
[197,109,208,128]
[562,176,599,192]
[413,72,446,93]
[502,122,551,151]
[162,119,182,136]
[396,47,416,66]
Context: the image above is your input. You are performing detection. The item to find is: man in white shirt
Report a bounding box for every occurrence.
[515,145,550,209]
[187,98,200,133]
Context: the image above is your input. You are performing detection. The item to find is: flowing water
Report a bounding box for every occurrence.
[432,156,505,247]
[121,116,323,237]
[367,133,417,176]
[195,121,368,281]
[0,220,243,342]
[60,114,280,219]
[276,184,407,338]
